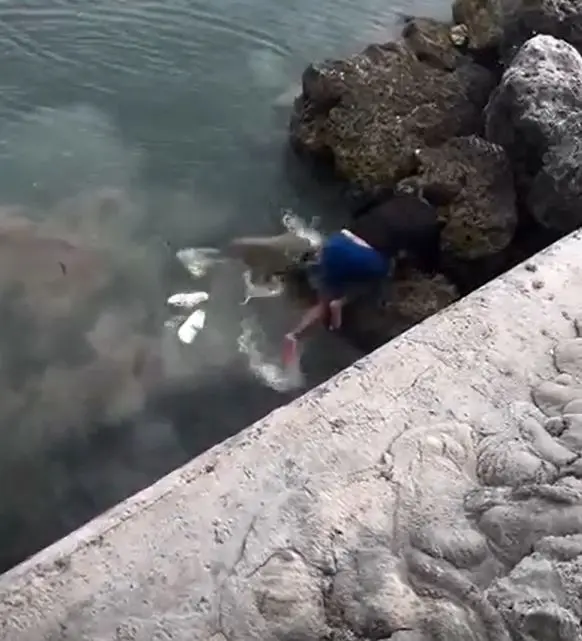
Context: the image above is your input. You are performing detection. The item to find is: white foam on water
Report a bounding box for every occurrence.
[237,315,304,393]
[241,269,284,305]
[272,82,302,108]
[176,247,224,279]
[167,291,209,309]
[281,208,323,251]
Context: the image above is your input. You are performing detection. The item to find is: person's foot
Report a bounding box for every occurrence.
[329,299,343,330]
[282,333,299,366]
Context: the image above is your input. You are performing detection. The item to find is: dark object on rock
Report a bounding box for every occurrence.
[402,17,465,70]
[399,136,518,259]
[486,34,582,233]
[290,39,496,192]
[500,0,582,63]
[350,192,444,274]
[341,266,459,351]
[452,0,503,57]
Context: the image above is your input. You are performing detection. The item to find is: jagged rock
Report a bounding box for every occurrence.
[290,41,496,192]
[450,23,470,48]
[399,136,517,259]
[500,0,582,63]
[486,34,582,232]
[487,547,582,640]
[342,266,459,350]
[452,0,503,55]
[401,17,465,71]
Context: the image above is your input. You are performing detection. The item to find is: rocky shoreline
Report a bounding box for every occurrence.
[288,0,582,348]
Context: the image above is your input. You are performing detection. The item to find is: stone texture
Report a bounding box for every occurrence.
[290,36,496,192]
[500,0,582,63]
[3,227,582,641]
[341,266,459,351]
[486,34,582,233]
[399,136,518,259]
[452,0,503,55]
[401,17,465,71]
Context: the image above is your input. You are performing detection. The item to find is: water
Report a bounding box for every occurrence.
[0,0,449,572]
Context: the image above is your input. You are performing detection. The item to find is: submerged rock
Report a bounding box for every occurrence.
[290,36,496,192]
[400,136,517,259]
[486,34,582,232]
[500,0,582,63]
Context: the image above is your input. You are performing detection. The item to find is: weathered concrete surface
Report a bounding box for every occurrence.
[3,231,582,640]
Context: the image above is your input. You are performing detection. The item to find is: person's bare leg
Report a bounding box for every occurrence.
[282,300,327,364]
[287,300,327,340]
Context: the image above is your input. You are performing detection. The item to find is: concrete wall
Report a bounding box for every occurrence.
[2,231,582,641]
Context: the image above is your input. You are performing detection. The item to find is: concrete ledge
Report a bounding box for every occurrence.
[3,231,582,640]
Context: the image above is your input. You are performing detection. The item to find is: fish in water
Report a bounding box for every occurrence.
[228,231,316,280]
[177,309,206,345]
[167,291,209,309]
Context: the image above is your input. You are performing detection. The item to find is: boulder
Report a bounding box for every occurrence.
[401,17,466,71]
[342,266,459,350]
[485,34,582,232]
[499,0,582,63]
[290,36,496,193]
[452,0,503,57]
[399,136,518,259]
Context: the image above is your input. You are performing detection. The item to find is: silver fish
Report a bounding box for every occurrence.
[177,309,206,345]
[167,291,209,309]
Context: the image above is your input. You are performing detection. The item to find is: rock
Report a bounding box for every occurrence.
[401,17,465,71]
[487,550,582,640]
[400,136,517,259]
[452,0,503,55]
[486,34,582,233]
[342,267,459,350]
[450,23,470,48]
[290,41,496,192]
[500,0,582,63]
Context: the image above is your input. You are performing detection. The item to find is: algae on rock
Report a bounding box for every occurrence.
[342,267,459,350]
[290,41,496,192]
[400,136,518,259]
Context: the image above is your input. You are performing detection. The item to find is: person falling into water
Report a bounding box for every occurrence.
[282,189,444,363]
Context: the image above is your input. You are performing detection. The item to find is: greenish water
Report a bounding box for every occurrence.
[0,0,448,572]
